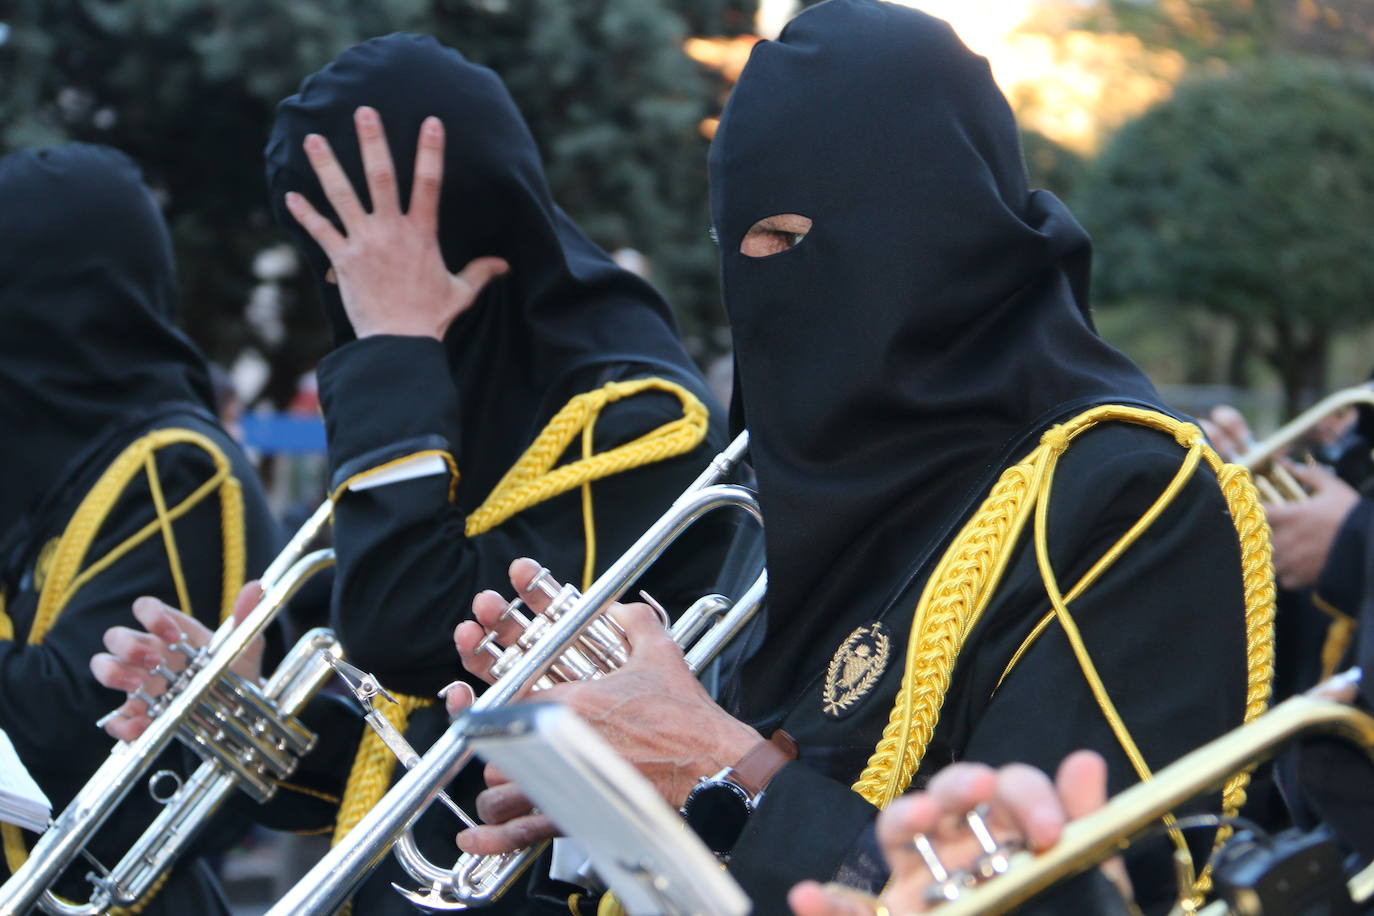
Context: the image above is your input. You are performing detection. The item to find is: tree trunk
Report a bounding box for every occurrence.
[1268,321,1329,417]
[1227,319,1253,389]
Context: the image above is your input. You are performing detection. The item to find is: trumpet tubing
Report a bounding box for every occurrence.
[0,503,336,916]
[933,695,1374,916]
[1239,383,1374,503]
[268,432,766,915]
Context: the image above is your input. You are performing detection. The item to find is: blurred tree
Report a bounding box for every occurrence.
[428,0,731,355]
[1079,0,1374,64]
[1077,58,1374,413]
[0,0,736,401]
[0,0,429,405]
[1021,129,1085,199]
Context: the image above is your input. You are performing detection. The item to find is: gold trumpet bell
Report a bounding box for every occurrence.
[1239,383,1374,504]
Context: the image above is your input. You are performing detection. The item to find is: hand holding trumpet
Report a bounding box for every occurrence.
[445,556,762,855]
[788,753,1126,916]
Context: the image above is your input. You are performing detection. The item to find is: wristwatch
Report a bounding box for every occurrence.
[681,730,798,856]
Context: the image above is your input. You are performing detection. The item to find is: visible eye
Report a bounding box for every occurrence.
[740,214,812,259]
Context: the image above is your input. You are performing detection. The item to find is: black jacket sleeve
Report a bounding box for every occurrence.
[0,427,279,909]
[728,426,1250,915]
[0,435,275,783]
[316,335,730,696]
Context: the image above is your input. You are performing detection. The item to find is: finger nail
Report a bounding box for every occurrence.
[304,134,324,152]
[437,680,474,702]
[356,106,376,123]
[424,116,442,135]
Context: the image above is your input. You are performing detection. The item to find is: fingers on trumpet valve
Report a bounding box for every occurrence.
[897,807,1022,908]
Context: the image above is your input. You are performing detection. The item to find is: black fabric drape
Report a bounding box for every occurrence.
[0,144,214,533]
[709,0,1163,718]
[262,37,742,915]
[265,33,702,506]
[0,144,279,915]
[706,3,1251,912]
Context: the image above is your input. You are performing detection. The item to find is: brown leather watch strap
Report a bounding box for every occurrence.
[729,729,798,797]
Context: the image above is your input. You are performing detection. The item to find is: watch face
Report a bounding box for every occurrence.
[683,780,753,855]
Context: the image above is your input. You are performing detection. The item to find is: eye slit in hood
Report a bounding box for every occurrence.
[739,213,812,259]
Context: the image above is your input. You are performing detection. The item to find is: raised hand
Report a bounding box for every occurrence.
[284,106,509,341]
[90,582,264,742]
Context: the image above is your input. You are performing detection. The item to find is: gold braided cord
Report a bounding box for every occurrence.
[581,417,599,591]
[31,429,240,643]
[3,428,247,914]
[850,406,1277,882]
[1311,592,1358,682]
[144,453,194,621]
[330,693,433,848]
[329,378,710,863]
[597,891,626,916]
[0,591,10,641]
[464,378,708,537]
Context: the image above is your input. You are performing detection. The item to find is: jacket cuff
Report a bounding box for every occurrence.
[730,762,883,902]
[318,335,462,475]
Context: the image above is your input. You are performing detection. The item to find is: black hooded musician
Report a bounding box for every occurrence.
[1206,398,1374,698]
[444,2,1276,913]
[94,33,737,914]
[0,145,279,914]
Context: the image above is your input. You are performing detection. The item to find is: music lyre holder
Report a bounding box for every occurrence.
[460,703,751,916]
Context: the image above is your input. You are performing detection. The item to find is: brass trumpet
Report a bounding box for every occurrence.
[1238,382,1374,504]
[267,432,766,914]
[918,693,1374,916]
[0,503,338,916]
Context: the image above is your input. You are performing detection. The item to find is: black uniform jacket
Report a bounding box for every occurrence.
[0,144,279,915]
[705,3,1261,912]
[0,411,279,913]
[261,35,740,913]
[723,419,1248,913]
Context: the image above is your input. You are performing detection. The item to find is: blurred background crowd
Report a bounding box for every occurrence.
[4,0,1374,908]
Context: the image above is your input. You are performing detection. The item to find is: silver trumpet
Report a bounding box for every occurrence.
[269,431,766,914]
[0,502,338,916]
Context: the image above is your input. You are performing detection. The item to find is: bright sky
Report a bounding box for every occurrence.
[752,0,1184,152]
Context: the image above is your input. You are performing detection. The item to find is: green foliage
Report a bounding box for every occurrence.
[430,0,728,349]
[1077,57,1374,408]
[1081,0,1374,65]
[1021,129,1085,200]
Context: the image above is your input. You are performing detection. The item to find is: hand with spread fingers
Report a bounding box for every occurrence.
[446,557,762,856]
[89,582,264,742]
[788,752,1125,915]
[1264,459,1360,590]
[283,105,509,341]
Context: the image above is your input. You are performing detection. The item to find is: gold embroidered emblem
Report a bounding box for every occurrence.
[822,622,891,718]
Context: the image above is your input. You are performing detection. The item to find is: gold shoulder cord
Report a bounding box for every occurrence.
[850,405,1276,905]
[329,377,709,888]
[0,428,246,915]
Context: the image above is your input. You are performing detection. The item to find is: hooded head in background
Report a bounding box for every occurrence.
[265,34,699,498]
[710,0,1161,699]
[0,143,214,529]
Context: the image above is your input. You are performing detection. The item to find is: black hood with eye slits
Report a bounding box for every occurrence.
[709,0,1162,708]
[0,143,214,531]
